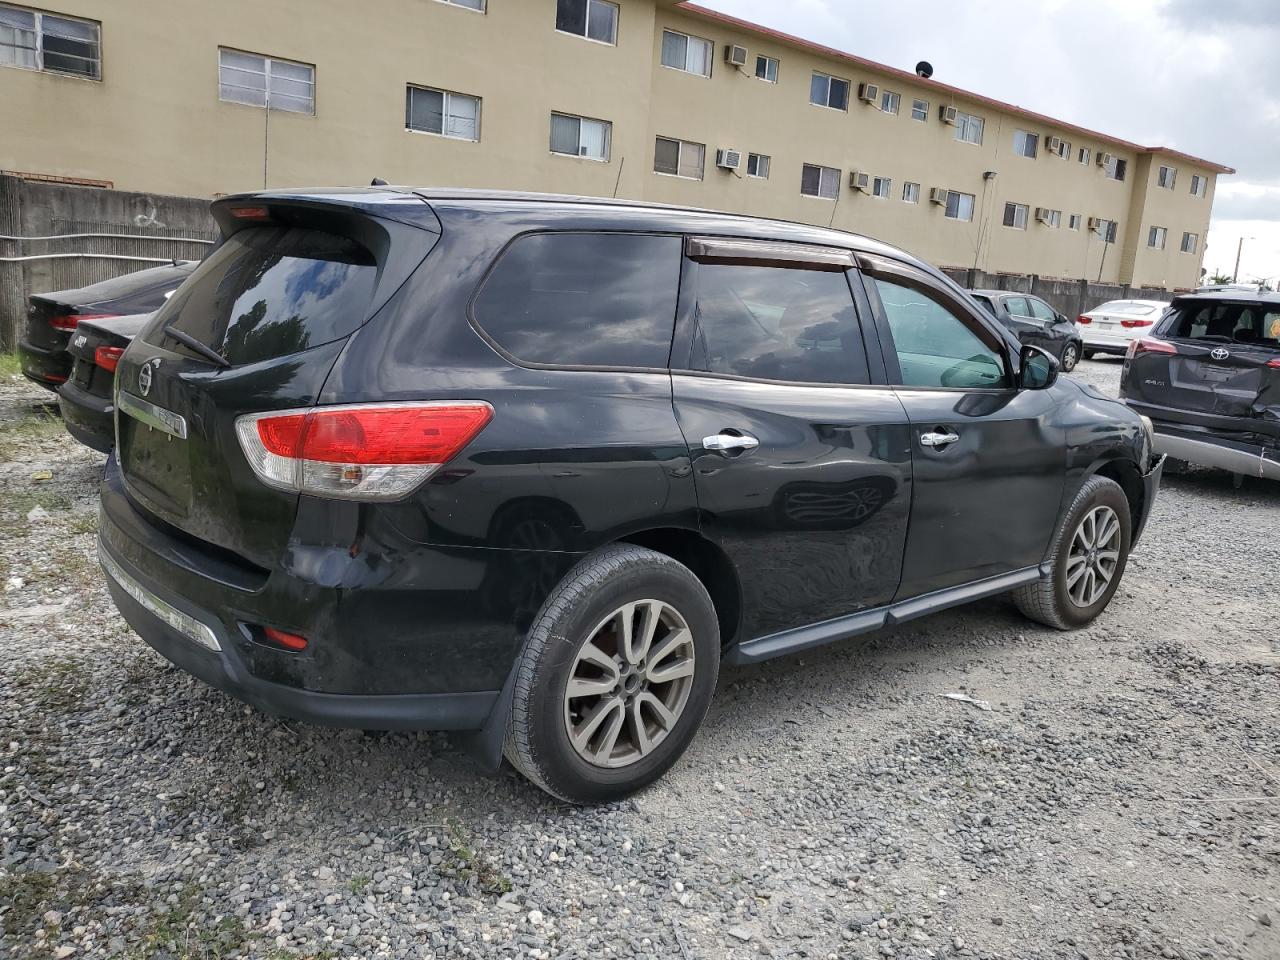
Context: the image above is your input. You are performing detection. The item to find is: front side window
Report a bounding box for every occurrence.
[880,90,900,115]
[690,264,868,385]
[1003,202,1029,229]
[0,4,99,78]
[550,112,611,160]
[556,0,618,44]
[955,111,984,145]
[801,163,841,200]
[1013,130,1038,158]
[654,136,705,179]
[1027,298,1058,322]
[1158,165,1177,189]
[755,54,778,82]
[944,191,975,221]
[1148,225,1167,249]
[660,29,711,76]
[406,85,480,140]
[472,233,682,368]
[910,98,929,121]
[746,152,770,179]
[1181,232,1199,254]
[810,71,850,110]
[902,181,920,203]
[220,49,315,114]
[873,277,1008,389]
[872,176,892,199]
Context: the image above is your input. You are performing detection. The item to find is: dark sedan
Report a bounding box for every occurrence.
[969,290,1084,371]
[57,313,153,453]
[18,261,196,390]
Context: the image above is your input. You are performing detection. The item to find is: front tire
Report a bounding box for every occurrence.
[1060,342,1080,372]
[1013,475,1131,630]
[505,544,720,804]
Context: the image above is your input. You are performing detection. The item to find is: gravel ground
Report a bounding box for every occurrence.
[1,357,1277,960]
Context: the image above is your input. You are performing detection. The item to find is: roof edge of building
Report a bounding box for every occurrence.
[673,2,1235,176]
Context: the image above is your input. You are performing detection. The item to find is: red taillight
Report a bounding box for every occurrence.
[229,205,271,221]
[1120,319,1154,329]
[1077,315,1092,325]
[1126,337,1177,359]
[236,402,494,501]
[49,312,116,332]
[1267,358,1280,369]
[263,627,308,652]
[94,345,125,373]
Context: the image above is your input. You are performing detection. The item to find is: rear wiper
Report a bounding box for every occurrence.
[161,325,229,368]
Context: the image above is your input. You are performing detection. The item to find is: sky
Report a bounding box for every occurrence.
[696,0,1280,285]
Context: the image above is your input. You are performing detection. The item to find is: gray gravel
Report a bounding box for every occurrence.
[1,358,1278,960]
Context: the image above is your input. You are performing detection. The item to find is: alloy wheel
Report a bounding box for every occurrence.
[1065,505,1121,607]
[563,600,696,768]
[1062,344,1079,370]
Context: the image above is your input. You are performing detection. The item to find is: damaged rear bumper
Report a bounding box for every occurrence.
[1152,424,1280,480]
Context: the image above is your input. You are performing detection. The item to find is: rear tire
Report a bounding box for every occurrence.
[505,544,719,804]
[1013,475,1131,630]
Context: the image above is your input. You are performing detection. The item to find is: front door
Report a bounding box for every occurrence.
[670,238,913,642]
[858,258,1066,599]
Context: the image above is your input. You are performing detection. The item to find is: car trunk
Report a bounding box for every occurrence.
[67,314,152,400]
[114,196,441,570]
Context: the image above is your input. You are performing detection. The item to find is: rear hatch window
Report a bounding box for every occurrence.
[142,227,376,366]
[1166,301,1280,348]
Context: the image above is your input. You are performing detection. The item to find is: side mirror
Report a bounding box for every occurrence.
[1056,312,1069,324]
[1020,345,1059,390]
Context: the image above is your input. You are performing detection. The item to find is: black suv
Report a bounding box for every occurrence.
[968,290,1084,372]
[99,189,1163,803]
[1120,290,1279,480]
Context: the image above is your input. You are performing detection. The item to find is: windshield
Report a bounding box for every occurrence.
[1166,301,1280,348]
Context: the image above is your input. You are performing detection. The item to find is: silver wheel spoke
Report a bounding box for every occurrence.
[567,674,617,699]
[628,698,653,757]
[575,645,620,682]
[646,628,690,672]
[572,697,624,754]
[648,655,695,684]
[637,691,677,730]
[1065,555,1088,588]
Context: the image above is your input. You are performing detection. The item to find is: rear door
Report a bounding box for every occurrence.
[858,257,1066,599]
[671,238,912,640]
[1004,296,1057,353]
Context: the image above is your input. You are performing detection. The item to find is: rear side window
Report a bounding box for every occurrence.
[689,264,869,385]
[150,227,376,365]
[472,233,681,368]
[1167,302,1280,346]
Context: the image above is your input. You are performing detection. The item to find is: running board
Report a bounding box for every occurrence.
[725,564,1046,666]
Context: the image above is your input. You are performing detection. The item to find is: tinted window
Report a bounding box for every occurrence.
[473,233,681,368]
[1167,302,1280,347]
[148,227,376,366]
[690,264,868,384]
[1028,298,1058,322]
[874,278,1009,389]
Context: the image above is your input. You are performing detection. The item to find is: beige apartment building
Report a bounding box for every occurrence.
[0,0,1233,290]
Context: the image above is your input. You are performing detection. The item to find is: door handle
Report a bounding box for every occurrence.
[703,432,760,455]
[920,429,960,448]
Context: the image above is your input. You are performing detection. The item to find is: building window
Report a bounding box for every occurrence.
[954,111,984,145]
[1003,202,1029,229]
[660,29,712,76]
[1094,218,1118,243]
[872,176,892,199]
[1036,208,1062,228]
[1078,147,1091,166]
[1181,232,1199,254]
[550,112,610,160]
[801,163,841,200]
[438,0,484,9]
[1013,130,1038,158]
[220,49,315,114]
[0,4,99,79]
[654,136,704,180]
[1068,213,1081,230]
[902,181,921,203]
[1050,138,1071,159]
[910,98,928,122]
[1157,165,1177,189]
[556,0,617,45]
[755,54,778,82]
[810,71,850,111]
[1102,155,1127,181]
[880,90,900,115]
[1148,225,1167,250]
[945,191,976,221]
[1190,174,1208,197]
[746,152,770,178]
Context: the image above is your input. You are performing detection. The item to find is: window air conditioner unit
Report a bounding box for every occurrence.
[724,44,748,67]
[940,105,959,125]
[1046,136,1063,153]
[929,187,949,204]
[1035,207,1052,224]
[849,171,871,192]
[1097,152,1114,168]
[857,82,879,104]
[715,148,743,171]
[1087,216,1102,231]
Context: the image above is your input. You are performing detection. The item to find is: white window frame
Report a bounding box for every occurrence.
[954,111,984,145]
[746,152,771,179]
[1148,225,1167,250]
[1013,130,1038,159]
[1181,232,1198,254]
[871,176,893,199]
[555,0,618,46]
[1048,210,1062,228]
[660,29,712,77]
[219,49,316,115]
[1095,219,1118,243]
[902,181,921,203]
[801,163,841,200]
[1190,174,1207,197]
[880,90,900,115]
[755,54,778,83]
[405,84,481,140]
[910,98,929,122]
[944,191,976,221]
[1103,155,1127,181]
[1068,213,1082,231]
[0,4,100,79]
[810,71,850,111]
[653,136,705,181]
[1003,202,1029,230]
[550,112,611,161]
[436,0,485,11]
[1050,139,1071,160]
[1157,165,1177,189]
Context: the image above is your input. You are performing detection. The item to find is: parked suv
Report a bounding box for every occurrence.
[968,290,1084,371]
[99,189,1163,803]
[1120,290,1279,480]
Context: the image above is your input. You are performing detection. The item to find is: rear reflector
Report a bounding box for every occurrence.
[263,627,309,652]
[1077,315,1092,325]
[94,345,125,373]
[49,312,116,332]
[235,401,493,502]
[1120,319,1155,329]
[1127,338,1177,359]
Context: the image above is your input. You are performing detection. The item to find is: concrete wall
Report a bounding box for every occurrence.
[0,175,216,349]
[942,267,1172,324]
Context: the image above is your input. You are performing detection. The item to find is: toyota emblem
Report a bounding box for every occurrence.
[1210,347,1230,361]
[138,359,159,396]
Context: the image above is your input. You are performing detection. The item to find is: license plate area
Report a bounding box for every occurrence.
[1197,363,1236,383]
[119,405,191,518]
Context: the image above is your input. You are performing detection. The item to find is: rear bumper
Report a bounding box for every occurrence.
[1152,426,1280,480]
[57,379,115,453]
[18,337,70,389]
